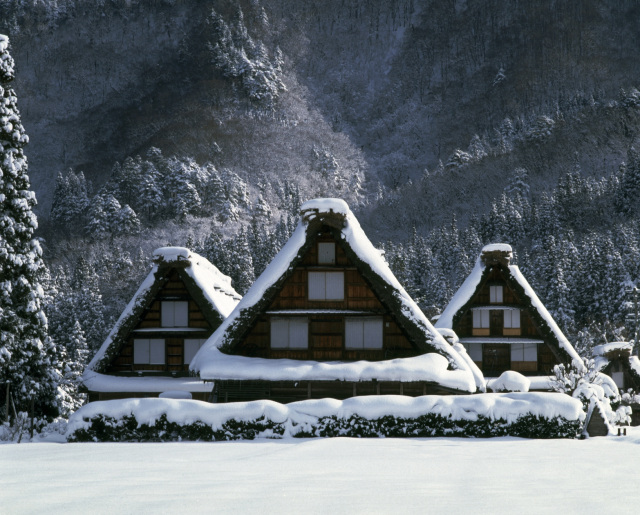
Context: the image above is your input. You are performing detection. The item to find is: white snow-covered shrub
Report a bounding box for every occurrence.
[489,371,530,392]
[552,359,630,432]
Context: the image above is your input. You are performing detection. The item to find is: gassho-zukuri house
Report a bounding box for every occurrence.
[82,247,241,401]
[189,198,483,402]
[434,243,583,389]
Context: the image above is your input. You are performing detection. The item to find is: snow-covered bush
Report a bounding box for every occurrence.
[489,371,530,393]
[66,395,584,442]
[551,359,630,430]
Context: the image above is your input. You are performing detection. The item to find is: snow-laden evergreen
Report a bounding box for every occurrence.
[0,35,57,417]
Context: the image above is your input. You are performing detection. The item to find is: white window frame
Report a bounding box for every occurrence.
[308,271,344,300]
[270,318,309,349]
[133,338,165,364]
[345,317,383,350]
[318,242,336,265]
[504,309,521,329]
[161,301,189,327]
[490,285,504,304]
[472,310,490,328]
[184,338,208,365]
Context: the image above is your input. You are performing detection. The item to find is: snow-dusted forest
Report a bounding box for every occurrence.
[1,0,640,424]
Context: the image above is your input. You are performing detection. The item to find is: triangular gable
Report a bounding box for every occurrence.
[435,243,583,370]
[85,247,241,374]
[191,199,476,392]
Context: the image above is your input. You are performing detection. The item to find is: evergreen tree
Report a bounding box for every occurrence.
[0,35,58,417]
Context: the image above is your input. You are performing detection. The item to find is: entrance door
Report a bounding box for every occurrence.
[483,344,510,376]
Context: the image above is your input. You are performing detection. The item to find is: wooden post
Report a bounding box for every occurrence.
[30,398,34,439]
[4,382,9,424]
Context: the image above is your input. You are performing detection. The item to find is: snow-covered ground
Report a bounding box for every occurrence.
[2,433,639,514]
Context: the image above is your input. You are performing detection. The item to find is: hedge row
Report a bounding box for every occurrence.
[67,412,581,442]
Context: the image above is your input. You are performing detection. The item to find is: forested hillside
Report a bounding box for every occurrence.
[1,0,639,401]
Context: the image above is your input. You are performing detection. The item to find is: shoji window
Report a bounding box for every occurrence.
[134,339,165,364]
[184,338,208,364]
[318,242,336,265]
[270,318,309,349]
[345,318,383,349]
[308,272,344,300]
[161,301,189,327]
[510,342,537,362]
[490,285,503,304]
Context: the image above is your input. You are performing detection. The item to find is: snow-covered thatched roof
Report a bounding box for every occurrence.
[85,247,241,375]
[190,199,477,393]
[435,243,583,370]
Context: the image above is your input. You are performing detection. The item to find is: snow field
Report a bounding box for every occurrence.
[2,434,640,514]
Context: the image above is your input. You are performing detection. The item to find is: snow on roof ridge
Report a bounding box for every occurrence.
[481,243,512,253]
[153,246,192,262]
[300,198,349,215]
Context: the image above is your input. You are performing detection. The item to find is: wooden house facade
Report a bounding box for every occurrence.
[435,244,582,381]
[190,199,478,403]
[82,247,241,401]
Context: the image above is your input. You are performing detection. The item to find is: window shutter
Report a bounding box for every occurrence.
[511,343,524,361]
[481,310,490,328]
[174,301,189,327]
[149,339,165,364]
[271,318,289,348]
[345,319,363,349]
[161,302,174,327]
[184,339,205,364]
[363,318,383,349]
[308,272,326,300]
[318,242,336,264]
[490,285,503,303]
[466,342,483,361]
[523,342,537,361]
[288,318,309,349]
[325,272,344,300]
[134,339,150,364]
[511,309,520,328]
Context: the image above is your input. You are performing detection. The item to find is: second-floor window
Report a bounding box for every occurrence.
[134,338,165,364]
[161,301,189,327]
[308,271,344,300]
[184,338,208,364]
[504,309,520,329]
[472,310,490,329]
[345,317,383,349]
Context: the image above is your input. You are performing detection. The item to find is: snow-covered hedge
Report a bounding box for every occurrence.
[66,394,585,442]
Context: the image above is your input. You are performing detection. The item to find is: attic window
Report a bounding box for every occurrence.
[345,317,383,349]
[318,242,336,265]
[271,318,309,349]
[161,301,189,327]
[490,285,503,304]
[184,338,207,364]
[308,271,344,300]
[134,338,165,364]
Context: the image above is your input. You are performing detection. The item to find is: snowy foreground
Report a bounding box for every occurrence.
[2,433,640,514]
